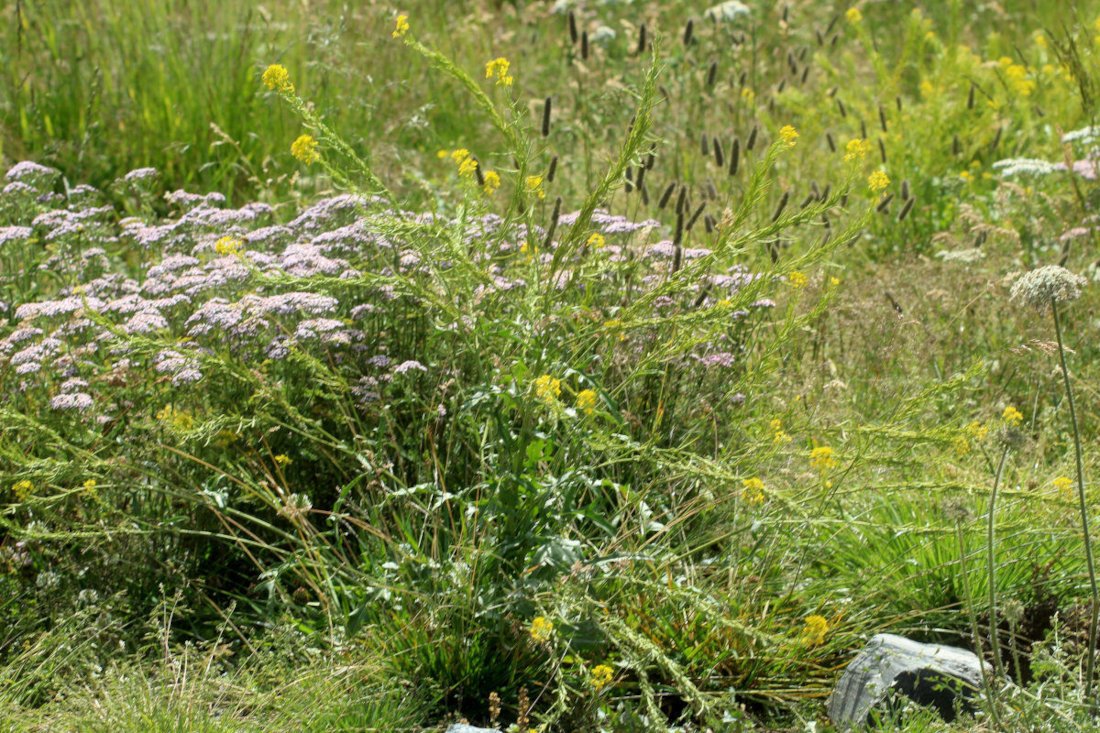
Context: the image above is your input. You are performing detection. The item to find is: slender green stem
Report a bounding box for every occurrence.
[987,445,1009,680]
[1052,300,1099,704]
[957,520,1004,732]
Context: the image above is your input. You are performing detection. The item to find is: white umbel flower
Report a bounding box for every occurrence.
[1010,265,1086,309]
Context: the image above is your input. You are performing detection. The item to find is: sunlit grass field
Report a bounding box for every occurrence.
[2,1,1100,730]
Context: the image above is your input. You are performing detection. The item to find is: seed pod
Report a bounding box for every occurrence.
[547,156,559,182]
[658,181,677,209]
[541,97,552,138]
[713,137,725,168]
[875,193,894,213]
[746,125,758,150]
[728,138,740,175]
[897,197,915,221]
[771,191,790,222]
[683,18,694,47]
[568,12,578,44]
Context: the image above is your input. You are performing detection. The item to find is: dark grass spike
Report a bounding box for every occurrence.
[637,23,647,55]
[990,126,1002,151]
[826,132,836,152]
[541,97,552,138]
[837,97,847,117]
[771,191,790,222]
[799,46,809,62]
[704,214,716,233]
[875,193,894,213]
[542,197,562,249]
[729,138,740,175]
[895,95,902,111]
[738,71,747,87]
[693,281,714,307]
[776,79,786,94]
[840,193,848,207]
[746,125,758,151]
[767,238,780,263]
[831,33,839,48]
[825,14,839,33]
[683,18,694,47]
[635,165,646,190]
[878,138,887,163]
[783,5,790,22]
[799,193,815,209]
[568,11,578,44]
[968,82,976,110]
[675,186,688,215]
[707,60,718,88]
[821,212,831,229]
[801,66,810,84]
[901,179,910,200]
[816,29,825,46]
[860,118,867,140]
[474,159,485,188]
[625,167,634,193]
[645,150,656,170]
[672,213,684,272]
[827,86,838,97]
[897,197,915,221]
[547,156,558,182]
[713,137,724,168]
[639,181,649,206]
[706,181,718,200]
[821,184,831,200]
[810,181,820,198]
[658,182,677,209]
[953,134,961,156]
[581,31,589,60]
[700,132,709,156]
[687,202,706,230]
[878,104,887,132]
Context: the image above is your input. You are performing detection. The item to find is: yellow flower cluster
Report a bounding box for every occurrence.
[590,664,614,691]
[845,8,863,24]
[586,232,606,249]
[261,64,293,93]
[770,418,792,444]
[741,477,766,505]
[844,138,872,163]
[485,57,514,86]
[214,236,244,256]
[482,170,501,196]
[525,175,546,200]
[156,404,195,431]
[810,446,836,472]
[803,614,829,646]
[1053,476,1073,496]
[999,57,1035,97]
[778,125,799,148]
[458,157,479,178]
[530,616,554,642]
[788,271,808,289]
[11,480,33,501]
[274,454,292,467]
[867,170,890,192]
[291,134,320,165]
[392,14,409,39]
[576,389,598,415]
[534,374,561,404]
[1002,405,1023,427]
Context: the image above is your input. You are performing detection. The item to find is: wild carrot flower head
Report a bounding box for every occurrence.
[1009,265,1086,310]
[485,57,514,86]
[291,135,320,165]
[392,14,410,39]
[529,616,554,642]
[262,64,293,93]
[778,125,799,148]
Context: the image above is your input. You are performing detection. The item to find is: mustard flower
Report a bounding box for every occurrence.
[458,157,479,178]
[274,454,292,467]
[261,64,293,93]
[778,125,799,148]
[291,134,320,165]
[482,170,501,195]
[788,271,808,289]
[590,664,614,691]
[867,169,890,192]
[741,477,766,505]
[485,57,514,86]
[392,14,410,39]
[770,418,792,444]
[1002,405,1023,426]
[803,614,829,646]
[525,175,546,200]
[845,7,863,24]
[11,480,33,501]
[214,236,244,256]
[810,446,837,472]
[1053,476,1073,494]
[530,616,554,642]
[534,374,561,404]
[586,232,606,249]
[843,138,871,163]
[576,389,598,415]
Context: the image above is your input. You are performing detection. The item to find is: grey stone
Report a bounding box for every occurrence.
[827,633,988,729]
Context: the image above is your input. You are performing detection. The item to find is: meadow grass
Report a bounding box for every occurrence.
[2,1,1100,731]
